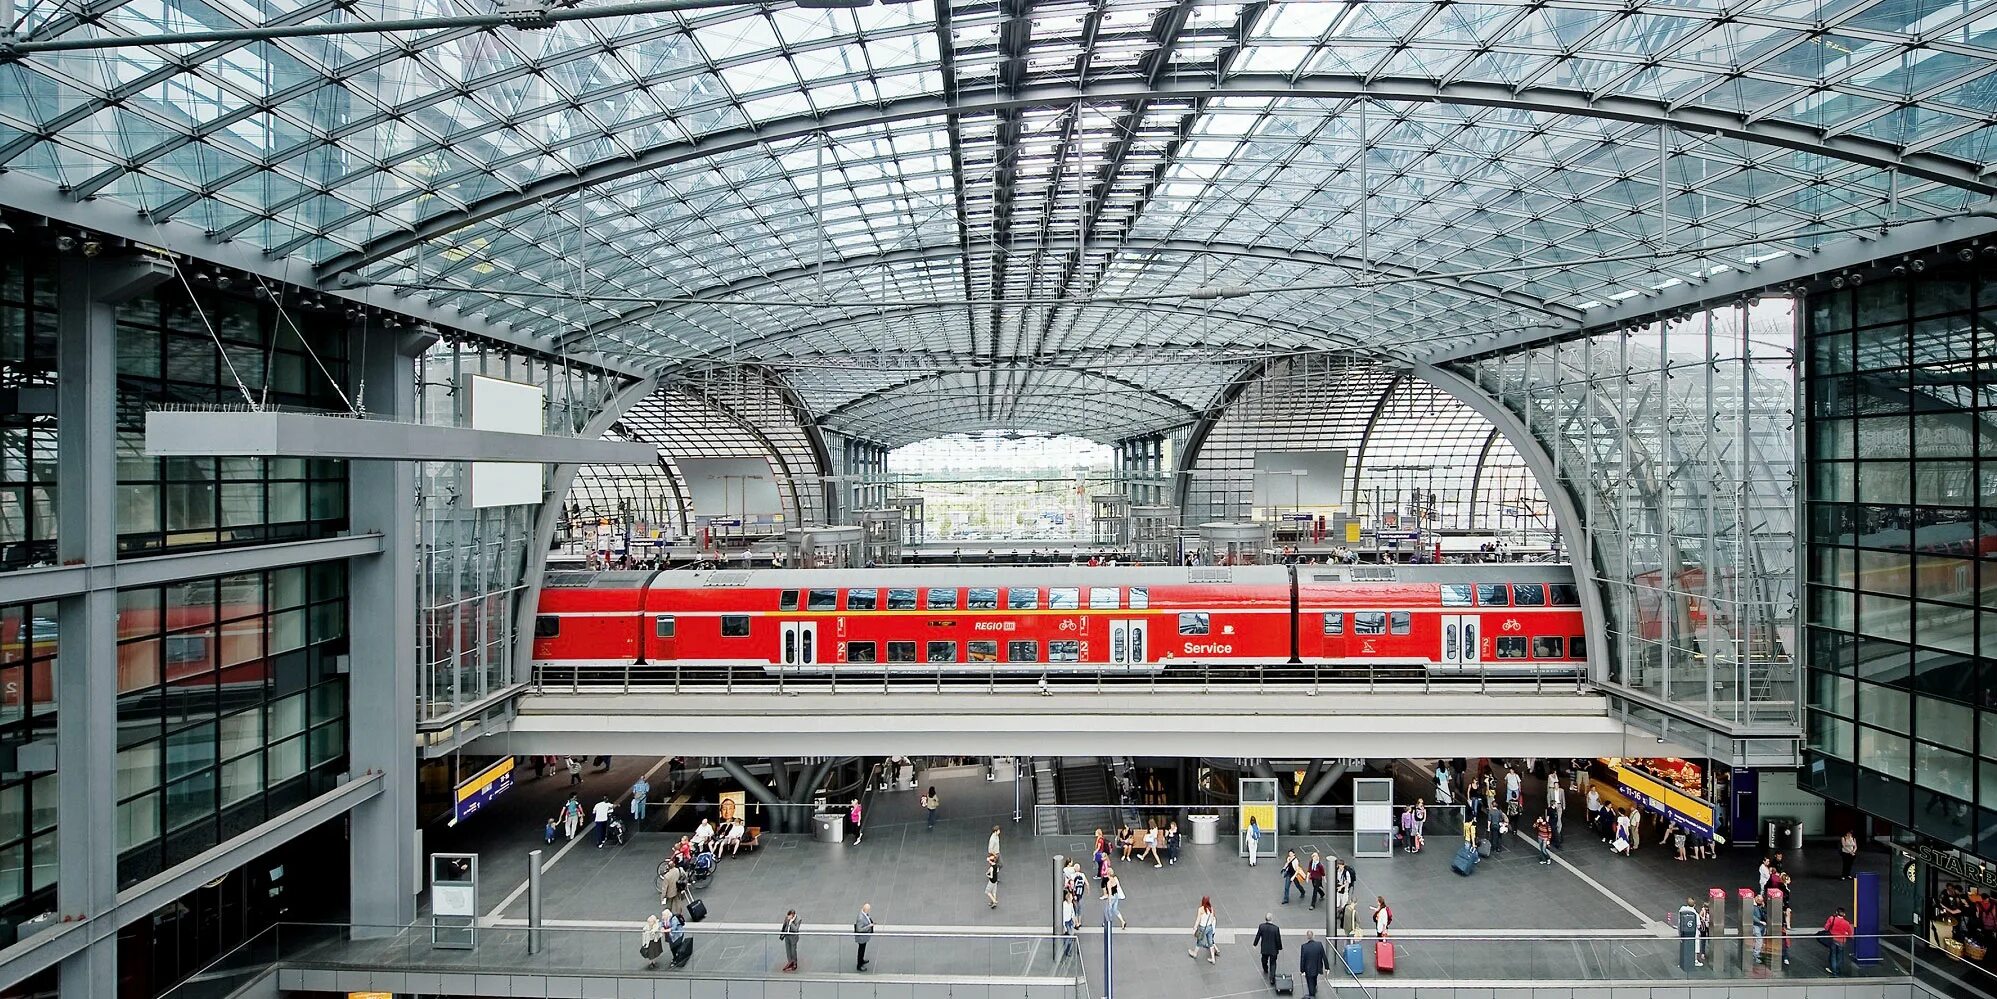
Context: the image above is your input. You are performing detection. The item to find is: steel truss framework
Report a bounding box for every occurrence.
[1,0,1993,445]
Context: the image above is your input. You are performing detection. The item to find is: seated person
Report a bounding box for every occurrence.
[673,835,694,865]
[720,820,746,855]
[692,818,715,847]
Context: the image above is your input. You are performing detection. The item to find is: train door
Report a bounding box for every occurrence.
[1319,612,1345,660]
[1440,614,1479,669]
[780,621,818,668]
[1108,620,1148,668]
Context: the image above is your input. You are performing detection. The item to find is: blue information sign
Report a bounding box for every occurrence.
[451,757,515,826]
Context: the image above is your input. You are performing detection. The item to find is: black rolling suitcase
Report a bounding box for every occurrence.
[1272,972,1295,994]
[669,935,693,968]
[687,897,708,922]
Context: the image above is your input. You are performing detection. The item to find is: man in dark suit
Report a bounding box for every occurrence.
[1298,929,1329,998]
[1253,913,1283,982]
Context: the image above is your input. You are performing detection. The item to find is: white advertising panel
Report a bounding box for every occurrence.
[467,375,544,508]
[1251,450,1346,508]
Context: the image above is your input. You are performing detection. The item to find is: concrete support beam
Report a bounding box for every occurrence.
[345,329,423,933]
[144,409,659,463]
[0,533,384,605]
[476,692,1626,759]
[51,256,124,999]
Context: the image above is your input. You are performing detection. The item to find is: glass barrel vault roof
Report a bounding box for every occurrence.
[4,0,1995,443]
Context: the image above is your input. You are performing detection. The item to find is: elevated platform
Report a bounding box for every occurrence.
[470,690,1624,757]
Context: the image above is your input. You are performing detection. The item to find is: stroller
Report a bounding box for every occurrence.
[607,817,627,846]
[686,850,717,889]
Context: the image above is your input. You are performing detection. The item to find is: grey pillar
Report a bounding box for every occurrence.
[347,328,425,932]
[51,258,157,999]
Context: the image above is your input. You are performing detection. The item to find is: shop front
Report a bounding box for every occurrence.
[1890,841,1997,970]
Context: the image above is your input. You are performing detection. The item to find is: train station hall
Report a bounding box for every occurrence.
[2,0,1997,997]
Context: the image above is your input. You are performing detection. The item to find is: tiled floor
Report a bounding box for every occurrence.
[396,760,1903,998]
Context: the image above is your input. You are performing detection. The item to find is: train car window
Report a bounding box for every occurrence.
[887,641,917,663]
[967,587,999,609]
[926,588,958,610]
[847,641,878,663]
[1089,588,1120,609]
[1495,636,1528,659]
[1048,588,1080,609]
[654,616,675,638]
[1548,584,1580,606]
[926,641,956,662]
[1049,640,1080,662]
[1322,612,1343,635]
[968,640,998,663]
[1007,588,1039,610]
[1440,584,1473,607]
[1476,584,1509,606]
[1533,636,1564,659]
[780,590,800,611]
[1006,640,1039,663]
[1178,613,1210,636]
[1129,587,1148,609]
[847,589,878,610]
[1353,612,1387,635]
[807,588,838,611]
[887,588,917,610]
[721,615,750,637]
[1512,584,1545,606]
[1570,636,1587,659]
[1390,611,1411,635]
[534,615,560,638]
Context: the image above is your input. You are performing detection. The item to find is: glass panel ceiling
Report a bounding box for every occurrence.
[5,0,1994,444]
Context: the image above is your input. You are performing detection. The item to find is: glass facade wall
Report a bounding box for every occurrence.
[0,602,58,920]
[114,285,351,557]
[113,565,349,886]
[1181,355,1547,531]
[0,262,58,570]
[1457,303,1799,736]
[414,338,635,720]
[1801,258,1997,860]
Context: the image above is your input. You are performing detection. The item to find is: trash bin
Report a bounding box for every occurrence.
[1188,814,1220,845]
[1765,816,1798,851]
[813,813,844,844]
[1784,818,1804,851]
[1764,819,1778,850]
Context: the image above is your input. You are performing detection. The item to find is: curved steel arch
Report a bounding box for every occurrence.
[818,360,1208,424]
[319,74,1997,278]
[546,237,1582,351]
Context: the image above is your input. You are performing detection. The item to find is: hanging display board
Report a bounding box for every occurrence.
[1238,777,1278,858]
[1352,777,1395,858]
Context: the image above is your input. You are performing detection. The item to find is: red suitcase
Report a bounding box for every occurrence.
[1375,940,1395,973]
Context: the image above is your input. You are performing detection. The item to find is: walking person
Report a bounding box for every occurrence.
[1060,895,1079,961]
[1254,913,1284,983]
[543,815,557,844]
[592,796,615,847]
[560,793,584,841]
[1333,858,1356,915]
[1696,902,1712,967]
[1100,865,1127,929]
[779,910,801,973]
[1064,859,1088,924]
[922,786,940,831]
[985,852,1000,909]
[629,774,650,830]
[1585,785,1602,838]
[1165,820,1181,865]
[1308,850,1327,910]
[1825,906,1855,976]
[1840,830,1859,880]
[1547,781,1567,848]
[1139,823,1162,868]
[987,825,1002,873]
[847,798,864,846]
[566,755,583,785]
[1534,814,1553,864]
[1281,849,1305,905]
[852,903,874,971]
[1189,896,1220,964]
[1409,800,1426,852]
[659,861,687,919]
[1245,815,1263,866]
[1298,929,1328,999]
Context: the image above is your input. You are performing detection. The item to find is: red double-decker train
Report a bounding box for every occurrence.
[531,563,1587,678]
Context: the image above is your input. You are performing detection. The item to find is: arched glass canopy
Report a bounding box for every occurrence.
[4,0,1994,442]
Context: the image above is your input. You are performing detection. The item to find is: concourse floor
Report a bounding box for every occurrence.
[413,760,1896,997]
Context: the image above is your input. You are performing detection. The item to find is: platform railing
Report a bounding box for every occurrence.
[529,660,1588,697]
[159,922,1086,999]
[1031,802,1475,839]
